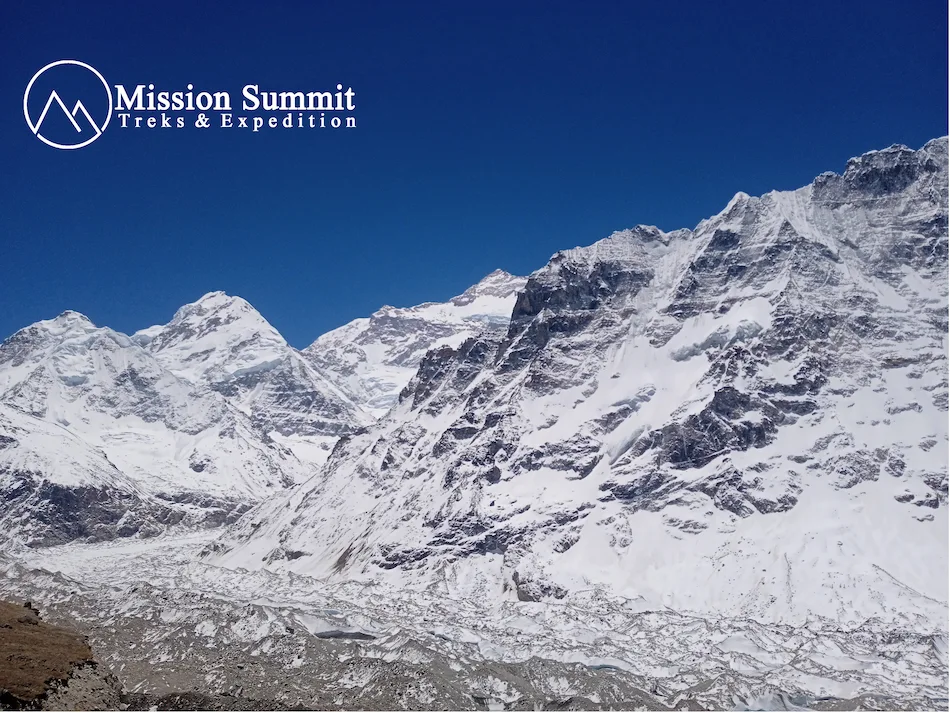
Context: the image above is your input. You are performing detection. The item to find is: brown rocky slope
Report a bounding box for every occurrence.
[0,600,120,711]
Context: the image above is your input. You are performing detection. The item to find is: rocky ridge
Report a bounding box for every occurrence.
[304,269,526,416]
[208,139,948,630]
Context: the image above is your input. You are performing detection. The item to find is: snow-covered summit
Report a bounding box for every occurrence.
[0,310,97,373]
[142,291,370,438]
[451,269,524,307]
[145,291,287,384]
[304,269,527,416]
[46,310,96,332]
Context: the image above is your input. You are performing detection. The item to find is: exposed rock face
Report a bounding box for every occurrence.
[304,269,526,416]
[208,139,948,628]
[0,600,120,710]
[0,403,172,547]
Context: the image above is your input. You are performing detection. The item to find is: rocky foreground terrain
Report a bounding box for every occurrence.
[0,599,120,710]
[1,533,946,711]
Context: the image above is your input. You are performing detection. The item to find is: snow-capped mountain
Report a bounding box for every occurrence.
[209,139,948,630]
[0,276,524,546]
[0,138,947,710]
[304,269,526,416]
[138,291,371,437]
[0,307,315,545]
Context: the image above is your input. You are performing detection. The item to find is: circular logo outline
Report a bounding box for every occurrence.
[24,60,112,150]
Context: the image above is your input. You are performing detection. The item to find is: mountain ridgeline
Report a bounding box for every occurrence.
[0,271,524,545]
[206,138,948,625]
[0,140,946,629]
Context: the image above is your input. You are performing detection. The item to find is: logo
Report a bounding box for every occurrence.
[23,60,113,150]
[24,59,357,149]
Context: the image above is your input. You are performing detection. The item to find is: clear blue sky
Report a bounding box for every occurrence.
[1,0,946,347]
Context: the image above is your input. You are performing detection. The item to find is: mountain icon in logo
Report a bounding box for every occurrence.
[32,90,103,139]
[24,60,113,150]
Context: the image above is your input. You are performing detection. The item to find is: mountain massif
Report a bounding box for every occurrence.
[0,139,946,709]
[0,272,525,546]
[208,138,948,627]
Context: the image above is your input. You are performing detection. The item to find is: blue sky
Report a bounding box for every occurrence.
[1,0,946,347]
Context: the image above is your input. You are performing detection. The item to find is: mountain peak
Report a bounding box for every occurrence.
[170,291,257,322]
[55,309,92,321]
[166,292,276,335]
[195,289,238,303]
[31,310,98,340]
[0,310,99,380]
[451,269,526,306]
[549,225,670,274]
[306,269,527,416]
[144,292,286,385]
[136,292,369,436]
[805,136,948,203]
[52,309,94,325]
[922,135,948,154]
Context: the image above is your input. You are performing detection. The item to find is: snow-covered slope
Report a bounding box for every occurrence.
[304,269,526,416]
[0,276,521,545]
[209,139,949,631]
[0,402,167,546]
[0,309,313,545]
[140,291,371,437]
